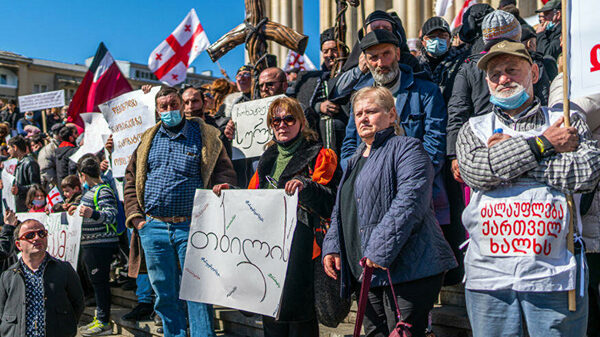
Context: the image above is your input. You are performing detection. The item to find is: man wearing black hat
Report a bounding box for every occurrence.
[221,65,253,119]
[535,0,562,61]
[418,17,469,103]
[288,28,349,154]
[341,29,449,239]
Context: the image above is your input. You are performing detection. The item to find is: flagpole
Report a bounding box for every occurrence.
[215,60,231,81]
[560,0,576,312]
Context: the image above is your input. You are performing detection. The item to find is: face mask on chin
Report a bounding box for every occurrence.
[489,83,531,111]
[160,110,183,127]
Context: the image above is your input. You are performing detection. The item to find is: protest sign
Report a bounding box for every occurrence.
[1,158,18,212]
[569,0,600,99]
[69,113,112,163]
[18,90,65,112]
[180,189,298,318]
[231,95,283,160]
[100,87,160,177]
[16,209,82,269]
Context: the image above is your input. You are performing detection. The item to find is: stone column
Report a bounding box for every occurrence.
[424,0,433,21]
[406,0,422,39]
[443,0,455,28]
[393,0,407,28]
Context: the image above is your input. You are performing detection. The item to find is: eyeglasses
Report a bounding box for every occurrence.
[259,81,282,89]
[270,115,296,127]
[19,229,48,241]
[236,72,251,79]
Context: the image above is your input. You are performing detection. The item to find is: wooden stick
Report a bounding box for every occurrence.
[41,109,47,134]
[560,0,576,312]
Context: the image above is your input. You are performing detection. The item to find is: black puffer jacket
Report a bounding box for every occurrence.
[446,52,552,157]
[13,154,41,212]
[536,24,562,61]
[0,256,85,337]
[55,142,78,185]
[250,140,341,322]
[418,46,470,103]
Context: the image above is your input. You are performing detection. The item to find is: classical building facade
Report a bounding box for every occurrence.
[0,50,217,103]
[264,0,545,68]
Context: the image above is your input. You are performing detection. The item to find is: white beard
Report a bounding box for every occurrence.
[369,63,400,86]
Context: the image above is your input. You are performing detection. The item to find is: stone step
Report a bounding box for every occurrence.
[110,287,139,309]
[430,304,472,336]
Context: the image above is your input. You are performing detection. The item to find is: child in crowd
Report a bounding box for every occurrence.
[53,174,83,212]
[72,154,119,336]
[25,184,46,213]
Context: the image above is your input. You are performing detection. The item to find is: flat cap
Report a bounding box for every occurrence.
[477,40,532,71]
[359,29,399,52]
[536,0,561,13]
[421,17,451,38]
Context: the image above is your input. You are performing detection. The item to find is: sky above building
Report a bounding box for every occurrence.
[1,0,322,78]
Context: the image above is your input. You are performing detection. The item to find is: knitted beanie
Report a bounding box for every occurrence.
[482,10,522,44]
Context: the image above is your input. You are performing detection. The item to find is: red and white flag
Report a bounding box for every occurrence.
[149,9,210,86]
[46,186,64,212]
[67,42,132,131]
[283,51,316,72]
[451,0,478,30]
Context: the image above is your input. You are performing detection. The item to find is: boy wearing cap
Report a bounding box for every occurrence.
[456,40,599,337]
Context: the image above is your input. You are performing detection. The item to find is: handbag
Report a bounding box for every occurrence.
[353,260,412,337]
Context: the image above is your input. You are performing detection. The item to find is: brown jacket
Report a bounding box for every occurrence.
[124,118,236,277]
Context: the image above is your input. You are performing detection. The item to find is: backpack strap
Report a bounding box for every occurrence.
[93,184,118,233]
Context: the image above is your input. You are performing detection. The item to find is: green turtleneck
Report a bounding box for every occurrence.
[269,137,303,189]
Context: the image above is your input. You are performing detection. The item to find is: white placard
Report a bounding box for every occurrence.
[180,189,298,318]
[569,0,600,99]
[16,210,82,270]
[100,87,160,177]
[18,90,65,112]
[69,113,112,163]
[231,95,282,160]
[1,158,18,212]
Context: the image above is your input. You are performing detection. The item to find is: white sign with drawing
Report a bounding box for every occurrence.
[18,90,65,112]
[16,210,83,270]
[100,87,160,177]
[1,158,18,212]
[180,189,298,318]
[70,113,112,163]
[231,95,282,159]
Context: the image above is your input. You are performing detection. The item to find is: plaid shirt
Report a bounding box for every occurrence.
[144,120,203,217]
[20,255,49,337]
[456,101,600,193]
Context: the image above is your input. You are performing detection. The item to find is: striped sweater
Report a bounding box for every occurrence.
[80,184,119,246]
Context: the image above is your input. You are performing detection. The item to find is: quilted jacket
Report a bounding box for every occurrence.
[322,128,457,297]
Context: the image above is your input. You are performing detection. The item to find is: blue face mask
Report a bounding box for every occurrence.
[160,110,183,127]
[489,87,530,110]
[425,38,448,57]
[82,182,89,191]
[546,21,556,30]
[32,199,45,207]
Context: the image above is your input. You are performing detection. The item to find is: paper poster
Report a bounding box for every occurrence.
[1,158,18,212]
[100,87,160,177]
[569,0,600,99]
[231,95,282,160]
[69,113,112,163]
[16,209,83,269]
[18,90,65,112]
[180,189,298,318]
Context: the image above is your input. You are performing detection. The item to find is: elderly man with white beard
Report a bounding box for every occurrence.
[340,29,450,232]
[456,40,600,337]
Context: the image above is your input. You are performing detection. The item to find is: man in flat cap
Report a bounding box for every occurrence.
[456,40,599,337]
[535,0,562,61]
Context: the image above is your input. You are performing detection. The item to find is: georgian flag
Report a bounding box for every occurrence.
[451,0,478,30]
[283,51,316,72]
[46,186,64,212]
[148,9,210,86]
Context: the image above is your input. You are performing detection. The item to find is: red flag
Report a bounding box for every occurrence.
[451,0,478,30]
[148,9,210,86]
[68,42,132,130]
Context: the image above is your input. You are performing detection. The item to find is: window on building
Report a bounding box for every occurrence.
[33,84,48,93]
[0,75,6,85]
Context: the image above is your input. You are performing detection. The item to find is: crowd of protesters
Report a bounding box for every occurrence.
[0,0,598,337]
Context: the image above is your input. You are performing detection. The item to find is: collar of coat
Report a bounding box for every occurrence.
[10,253,59,274]
[134,117,223,208]
[351,127,396,166]
[255,139,322,188]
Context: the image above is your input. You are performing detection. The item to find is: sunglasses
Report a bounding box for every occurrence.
[259,81,282,89]
[19,229,48,241]
[271,115,296,127]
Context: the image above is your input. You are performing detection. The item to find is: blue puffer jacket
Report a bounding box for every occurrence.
[338,64,450,226]
[322,128,457,298]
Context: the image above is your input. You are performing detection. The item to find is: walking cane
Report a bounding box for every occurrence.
[560,0,576,312]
